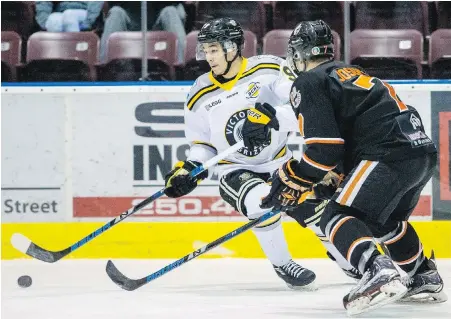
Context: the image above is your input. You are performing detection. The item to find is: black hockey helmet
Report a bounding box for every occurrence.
[287,20,334,74]
[196,17,244,61]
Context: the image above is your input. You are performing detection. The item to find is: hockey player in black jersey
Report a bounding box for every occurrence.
[242,20,446,315]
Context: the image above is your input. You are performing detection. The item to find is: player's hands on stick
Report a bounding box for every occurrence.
[284,170,345,228]
[313,169,345,199]
[164,160,208,198]
[242,102,280,150]
[261,159,314,210]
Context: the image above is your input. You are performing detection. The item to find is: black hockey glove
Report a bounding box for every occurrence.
[285,199,329,228]
[283,170,344,228]
[164,160,208,198]
[261,159,314,211]
[242,102,280,150]
[313,170,345,199]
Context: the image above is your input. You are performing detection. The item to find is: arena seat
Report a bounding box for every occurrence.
[263,29,342,61]
[429,29,451,79]
[21,32,99,81]
[350,29,423,79]
[1,31,22,82]
[100,31,178,81]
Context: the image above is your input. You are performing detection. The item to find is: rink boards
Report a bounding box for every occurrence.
[2,221,451,259]
[1,82,451,259]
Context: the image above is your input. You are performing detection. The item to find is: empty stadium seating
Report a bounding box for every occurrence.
[350,29,423,79]
[1,31,22,82]
[1,1,450,81]
[100,31,178,81]
[21,32,99,81]
[429,29,451,79]
[263,29,341,61]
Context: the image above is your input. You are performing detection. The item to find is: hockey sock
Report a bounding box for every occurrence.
[323,213,380,274]
[244,183,291,267]
[252,216,292,267]
[377,221,425,276]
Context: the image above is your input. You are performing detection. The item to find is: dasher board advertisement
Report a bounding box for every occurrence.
[1,94,66,222]
[2,83,450,222]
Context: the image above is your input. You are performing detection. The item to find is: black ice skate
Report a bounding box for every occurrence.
[327,251,362,281]
[273,259,316,290]
[343,255,407,316]
[401,251,448,303]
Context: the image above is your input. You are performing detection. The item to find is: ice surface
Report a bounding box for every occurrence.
[2,259,450,319]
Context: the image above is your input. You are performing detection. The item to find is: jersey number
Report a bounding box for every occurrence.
[283,66,296,81]
[352,75,408,112]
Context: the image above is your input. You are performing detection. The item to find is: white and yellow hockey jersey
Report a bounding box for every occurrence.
[184,55,299,177]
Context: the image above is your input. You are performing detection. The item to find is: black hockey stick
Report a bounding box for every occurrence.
[10,142,244,263]
[106,210,280,291]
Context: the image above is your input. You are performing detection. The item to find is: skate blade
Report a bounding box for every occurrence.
[400,289,448,304]
[346,279,407,317]
[287,281,318,291]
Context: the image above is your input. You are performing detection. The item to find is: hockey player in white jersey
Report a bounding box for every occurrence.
[164,17,356,289]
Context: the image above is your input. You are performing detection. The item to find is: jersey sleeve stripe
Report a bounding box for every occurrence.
[192,140,217,151]
[302,154,336,171]
[286,161,314,185]
[218,159,238,165]
[273,146,287,160]
[187,84,219,111]
[241,63,280,78]
[304,138,345,145]
[298,114,305,136]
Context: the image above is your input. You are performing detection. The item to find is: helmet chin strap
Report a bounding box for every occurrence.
[223,51,240,76]
[214,49,240,77]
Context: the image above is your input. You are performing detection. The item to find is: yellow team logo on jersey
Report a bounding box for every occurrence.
[245,82,261,99]
[247,108,271,125]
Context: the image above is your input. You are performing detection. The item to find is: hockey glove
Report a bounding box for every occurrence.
[261,159,314,210]
[283,170,344,228]
[313,169,345,199]
[164,160,208,198]
[242,102,280,150]
[285,199,329,228]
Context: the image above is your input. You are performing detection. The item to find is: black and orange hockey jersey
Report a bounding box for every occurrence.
[288,60,436,184]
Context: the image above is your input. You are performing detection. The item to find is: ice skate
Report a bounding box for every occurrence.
[273,259,316,290]
[327,251,362,281]
[401,251,447,303]
[343,255,407,316]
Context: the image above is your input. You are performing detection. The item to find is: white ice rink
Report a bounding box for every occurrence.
[2,258,450,319]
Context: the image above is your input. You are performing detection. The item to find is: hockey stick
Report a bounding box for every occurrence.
[106,210,280,291]
[10,141,245,263]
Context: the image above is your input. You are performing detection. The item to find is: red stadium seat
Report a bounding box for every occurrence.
[101,31,178,81]
[263,29,342,61]
[350,29,423,79]
[1,31,22,66]
[429,29,451,79]
[21,32,99,81]
[195,2,266,41]
[1,31,22,82]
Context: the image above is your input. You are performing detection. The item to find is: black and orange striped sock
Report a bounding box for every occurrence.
[378,221,425,276]
[325,214,380,274]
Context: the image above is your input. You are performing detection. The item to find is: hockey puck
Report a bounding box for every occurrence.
[18,275,32,288]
